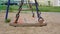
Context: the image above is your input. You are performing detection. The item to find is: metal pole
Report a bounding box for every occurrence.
[5,0,10,20]
[35,0,41,19]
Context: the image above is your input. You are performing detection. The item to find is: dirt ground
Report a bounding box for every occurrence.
[0,11,60,34]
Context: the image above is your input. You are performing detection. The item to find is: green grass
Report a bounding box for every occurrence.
[5,19,11,23]
[0,5,60,12]
[38,6,60,12]
[0,5,7,10]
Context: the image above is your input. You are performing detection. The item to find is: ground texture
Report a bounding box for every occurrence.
[0,12,60,34]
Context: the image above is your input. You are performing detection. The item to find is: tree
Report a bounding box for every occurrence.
[48,1,51,6]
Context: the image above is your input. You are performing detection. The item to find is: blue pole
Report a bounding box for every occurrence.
[5,0,10,20]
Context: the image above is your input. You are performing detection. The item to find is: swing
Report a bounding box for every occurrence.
[10,0,47,27]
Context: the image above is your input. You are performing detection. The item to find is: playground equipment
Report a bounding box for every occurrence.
[5,0,47,27]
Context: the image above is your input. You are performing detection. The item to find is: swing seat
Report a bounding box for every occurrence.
[9,16,47,27]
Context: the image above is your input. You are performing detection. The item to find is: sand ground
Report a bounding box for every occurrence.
[0,12,60,34]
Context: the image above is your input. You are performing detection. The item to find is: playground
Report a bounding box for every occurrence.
[0,0,60,34]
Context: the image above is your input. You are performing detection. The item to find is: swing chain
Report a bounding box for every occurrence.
[14,0,24,23]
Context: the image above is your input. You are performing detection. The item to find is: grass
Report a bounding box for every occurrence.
[0,5,60,12]
[5,19,11,23]
[38,6,60,12]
